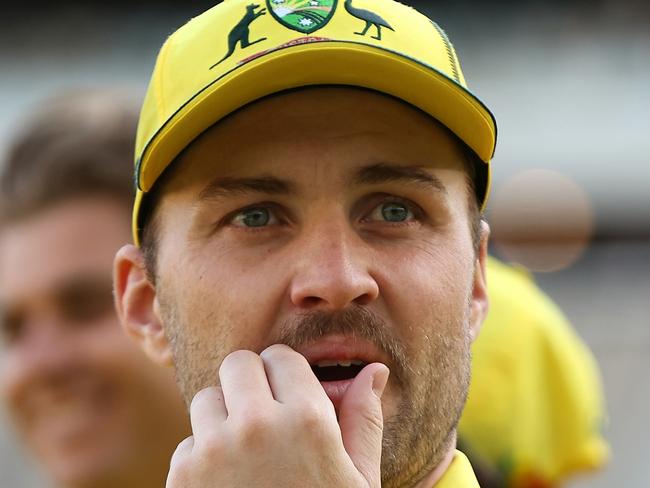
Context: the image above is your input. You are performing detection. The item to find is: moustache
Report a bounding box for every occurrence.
[274,306,409,385]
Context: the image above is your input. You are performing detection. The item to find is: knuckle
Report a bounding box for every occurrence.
[198,436,228,458]
[260,344,311,371]
[167,456,193,485]
[169,436,194,464]
[259,343,294,361]
[231,410,275,447]
[220,349,257,372]
[294,402,328,432]
[190,386,218,409]
[176,435,195,452]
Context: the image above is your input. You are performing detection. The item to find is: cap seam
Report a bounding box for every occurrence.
[430,21,460,83]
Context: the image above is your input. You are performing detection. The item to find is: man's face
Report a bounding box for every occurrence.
[0,198,188,486]
[151,88,487,487]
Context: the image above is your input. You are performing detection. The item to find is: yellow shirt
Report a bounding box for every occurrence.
[435,451,480,488]
[459,257,609,486]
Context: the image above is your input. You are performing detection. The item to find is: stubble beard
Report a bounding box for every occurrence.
[159,296,472,488]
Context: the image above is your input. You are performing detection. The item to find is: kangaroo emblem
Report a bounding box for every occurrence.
[344,0,394,41]
[211,4,268,69]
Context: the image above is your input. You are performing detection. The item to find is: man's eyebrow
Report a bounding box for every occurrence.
[353,163,447,194]
[198,176,297,201]
[55,276,114,300]
[0,275,113,331]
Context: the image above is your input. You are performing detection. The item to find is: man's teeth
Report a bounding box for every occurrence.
[315,360,365,368]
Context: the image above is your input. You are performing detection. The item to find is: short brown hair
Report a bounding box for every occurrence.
[0,88,139,226]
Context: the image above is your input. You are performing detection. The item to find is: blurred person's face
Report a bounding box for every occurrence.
[121,88,489,486]
[0,197,189,487]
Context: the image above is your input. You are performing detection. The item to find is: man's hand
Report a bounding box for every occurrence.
[166,344,389,487]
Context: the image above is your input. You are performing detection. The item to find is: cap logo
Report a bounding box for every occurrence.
[211,4,268,69]
[344,0,394,41]
[267,0,338,34]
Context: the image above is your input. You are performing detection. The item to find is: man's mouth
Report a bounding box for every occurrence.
[20,378,115,450]
[295,335,389,409]
[310,360,367,382]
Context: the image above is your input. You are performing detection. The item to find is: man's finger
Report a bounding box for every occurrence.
[166,436,195,488]
[219,350,274,415]
[172,435,195,461]
[190,386,228,444]
[260,344,330,406]
[338,363,389,487]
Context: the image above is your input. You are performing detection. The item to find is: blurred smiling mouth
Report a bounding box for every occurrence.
[23,380,114,446]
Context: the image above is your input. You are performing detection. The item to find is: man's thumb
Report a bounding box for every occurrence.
[338,363,389,487]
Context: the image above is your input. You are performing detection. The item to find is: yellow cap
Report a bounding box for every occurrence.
[133,0,497,244]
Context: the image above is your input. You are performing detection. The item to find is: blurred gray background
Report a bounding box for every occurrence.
[1,0,648,486]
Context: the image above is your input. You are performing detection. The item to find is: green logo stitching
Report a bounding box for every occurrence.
[266,0,338,34]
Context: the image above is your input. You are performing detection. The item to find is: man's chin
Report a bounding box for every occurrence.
[32,432,127,488]
[46,450,129,488]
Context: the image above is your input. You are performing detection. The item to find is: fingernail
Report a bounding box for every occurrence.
[372,366,390,397]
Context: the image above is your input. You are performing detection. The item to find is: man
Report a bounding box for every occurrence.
[0,89,190,488]
[114,1,496,486]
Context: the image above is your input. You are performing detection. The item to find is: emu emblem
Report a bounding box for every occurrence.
[344,0,394,41]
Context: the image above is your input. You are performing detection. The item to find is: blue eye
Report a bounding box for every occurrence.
[369,201,414,223]
[232,207,274,227]
[381,203,411,222]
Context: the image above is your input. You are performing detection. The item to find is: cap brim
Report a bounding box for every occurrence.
[134,41,496,243]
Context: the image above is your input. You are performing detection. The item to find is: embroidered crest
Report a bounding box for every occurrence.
[344,0,394,41]
[267,0,338,34]
[211,4,268,69]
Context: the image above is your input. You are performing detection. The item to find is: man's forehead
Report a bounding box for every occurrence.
[0,199,129,288]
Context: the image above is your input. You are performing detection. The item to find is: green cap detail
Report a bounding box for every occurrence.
[267,0,338,34]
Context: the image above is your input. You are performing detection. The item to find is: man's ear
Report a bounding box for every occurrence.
[113,244,173,367]
[469,220,490,343]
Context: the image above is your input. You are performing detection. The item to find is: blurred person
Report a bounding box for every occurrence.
[459,256,610,488]
[0,89,190,488]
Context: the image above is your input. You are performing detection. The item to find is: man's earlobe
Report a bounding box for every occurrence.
[113,244,173,367]
[469,220,490,342]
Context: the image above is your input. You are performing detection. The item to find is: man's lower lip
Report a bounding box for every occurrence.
[319,379,355,410]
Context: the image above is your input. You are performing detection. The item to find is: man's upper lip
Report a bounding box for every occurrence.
[296,334,389,366]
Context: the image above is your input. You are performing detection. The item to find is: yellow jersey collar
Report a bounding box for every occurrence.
[434,450,479,488]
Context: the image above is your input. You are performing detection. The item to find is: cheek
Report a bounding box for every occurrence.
[83,316,141,365]
[0,350,27,413]
[162,248,291,353]
[76,319,180,438]
[76,317,162,411]
[0,319,145,443]
[378,237,471,307]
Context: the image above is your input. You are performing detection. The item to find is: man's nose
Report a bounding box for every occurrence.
[288,222,379,311]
